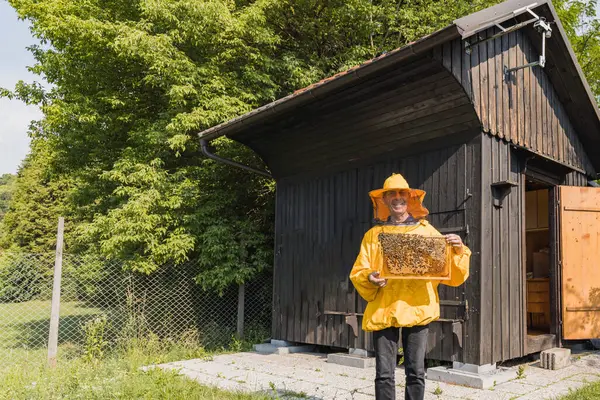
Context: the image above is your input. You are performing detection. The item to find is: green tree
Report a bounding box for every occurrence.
[0,139,72,253]
[0,173,16,224]
[554,0,600,102]
[3,0,599,291]
[5,0,281,288]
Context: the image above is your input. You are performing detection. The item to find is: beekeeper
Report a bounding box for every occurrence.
[349,173,471,400]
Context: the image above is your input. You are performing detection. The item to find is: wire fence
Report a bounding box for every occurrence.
[0,252,272,365]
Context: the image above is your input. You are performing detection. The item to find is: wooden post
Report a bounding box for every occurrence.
[48,217,65,368]
[237,283,245,339]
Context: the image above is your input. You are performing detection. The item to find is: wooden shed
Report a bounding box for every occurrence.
[197,0,600,367]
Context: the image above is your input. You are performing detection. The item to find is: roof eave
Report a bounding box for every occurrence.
[197,25,461,141]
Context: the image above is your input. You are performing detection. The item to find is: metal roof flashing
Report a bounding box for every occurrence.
[454,0,549,38]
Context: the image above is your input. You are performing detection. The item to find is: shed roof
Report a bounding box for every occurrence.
[197,24,461,140]
[197,0,600,173]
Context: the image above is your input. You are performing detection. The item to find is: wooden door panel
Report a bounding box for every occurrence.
[559,186,600,340]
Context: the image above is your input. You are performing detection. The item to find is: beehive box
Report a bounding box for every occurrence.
[378,232,451,280]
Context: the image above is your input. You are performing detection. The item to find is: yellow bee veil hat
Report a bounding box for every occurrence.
[368,173,429,222]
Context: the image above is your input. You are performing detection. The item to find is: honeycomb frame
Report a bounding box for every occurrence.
[378,232,452,280]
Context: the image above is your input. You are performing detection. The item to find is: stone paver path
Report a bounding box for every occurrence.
[154,351,600,399]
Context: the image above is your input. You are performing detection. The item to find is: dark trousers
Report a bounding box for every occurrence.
[373,325,429,400]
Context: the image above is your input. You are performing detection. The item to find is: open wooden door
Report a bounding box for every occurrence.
[559,186,600,340]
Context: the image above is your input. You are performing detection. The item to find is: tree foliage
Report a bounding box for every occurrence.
[3,0,600,289]
[0,173,16,224]
[0,139,72,252]
[554,0,600,101]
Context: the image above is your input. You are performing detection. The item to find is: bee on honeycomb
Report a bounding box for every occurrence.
[378,233,449,279]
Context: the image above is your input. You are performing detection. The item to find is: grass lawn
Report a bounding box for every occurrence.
[0,345,274,400]
[560,380,600,399]
[0,300,272,399]
[0,300,103,367]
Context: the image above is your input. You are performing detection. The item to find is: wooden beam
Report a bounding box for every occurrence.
[48,217,65,368]
[237,283,245,339]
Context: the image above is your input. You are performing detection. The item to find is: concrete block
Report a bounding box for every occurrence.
[452,361,497,374]
[253,343,314,354]
[349,348,375,357]
[327,353,376,369]
[254,343,276,353]
[540,348,571,370]
[427,365,515,389]
[283,344,315,354]
[270,339,294,347]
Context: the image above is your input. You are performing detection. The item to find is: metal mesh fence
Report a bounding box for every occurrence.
[0,252,272,365]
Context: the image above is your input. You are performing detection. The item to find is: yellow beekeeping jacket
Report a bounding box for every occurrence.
[349,220,471,331]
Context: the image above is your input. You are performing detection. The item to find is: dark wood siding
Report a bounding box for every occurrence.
[462,133,483,365]
[563,171,589,186]
[479,133,526,365]
[272,137,481,363]
[434,33,595,177]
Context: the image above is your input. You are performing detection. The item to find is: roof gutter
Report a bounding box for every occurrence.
[200,138,272,178]
[196,24,461,142]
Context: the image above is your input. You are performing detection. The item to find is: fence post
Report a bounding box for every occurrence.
[237,283,245,339]
[48,217,65,368]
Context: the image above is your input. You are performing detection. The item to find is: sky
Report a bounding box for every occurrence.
[0,1,43,175]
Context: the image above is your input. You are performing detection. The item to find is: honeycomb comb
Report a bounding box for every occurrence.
[378,232,451,280]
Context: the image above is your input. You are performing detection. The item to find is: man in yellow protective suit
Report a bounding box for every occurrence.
[349,173,471,400]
